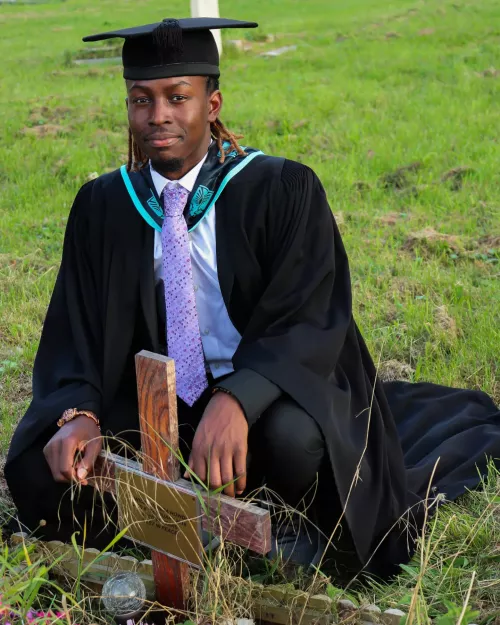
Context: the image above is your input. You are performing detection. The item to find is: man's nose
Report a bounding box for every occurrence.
[149,98,173,126]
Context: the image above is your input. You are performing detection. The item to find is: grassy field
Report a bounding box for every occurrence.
[0,0,499,621]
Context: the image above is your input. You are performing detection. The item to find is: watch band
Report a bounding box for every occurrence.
[211,386,247,415]
[212,386,234,398]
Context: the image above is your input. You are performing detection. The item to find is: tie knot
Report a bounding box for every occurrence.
[163,182,189,217]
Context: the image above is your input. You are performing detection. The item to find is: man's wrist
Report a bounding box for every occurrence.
[213,369,283,427]
[212,387,245,412]
[212,386,235,400]
[57,408,100,430]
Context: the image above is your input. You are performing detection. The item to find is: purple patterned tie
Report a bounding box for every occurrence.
[161,182,208,406]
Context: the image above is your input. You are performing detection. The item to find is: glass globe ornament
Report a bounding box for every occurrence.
[101,572,146,617]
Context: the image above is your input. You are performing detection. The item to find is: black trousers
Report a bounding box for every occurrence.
[5,393,327,550]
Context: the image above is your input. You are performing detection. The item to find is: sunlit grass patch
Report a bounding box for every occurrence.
[369,463,500,621]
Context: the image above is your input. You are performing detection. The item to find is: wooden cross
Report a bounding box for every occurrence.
[92,350,271,611]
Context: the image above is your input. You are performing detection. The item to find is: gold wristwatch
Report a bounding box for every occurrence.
[57,408,100,430]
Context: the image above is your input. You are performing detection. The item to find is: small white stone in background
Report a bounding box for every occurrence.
[363,604,382,613]
[338,599,356,610]
[222,620,255,625]
[383,608,406,625]
[226,39,253,52]
[260,45,297,57]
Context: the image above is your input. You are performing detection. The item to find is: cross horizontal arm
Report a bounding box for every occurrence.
[91,451,271,555]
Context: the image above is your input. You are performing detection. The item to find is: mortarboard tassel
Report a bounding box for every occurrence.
[152,19,184,64]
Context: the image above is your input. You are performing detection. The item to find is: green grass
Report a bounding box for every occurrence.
[367,464,500,621]
[0,0,499,621]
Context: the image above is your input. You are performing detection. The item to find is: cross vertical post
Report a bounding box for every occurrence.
[135,350,189,612]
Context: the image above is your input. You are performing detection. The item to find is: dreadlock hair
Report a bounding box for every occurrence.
[126,76,245,172]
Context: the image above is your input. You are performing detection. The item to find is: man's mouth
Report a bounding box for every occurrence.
[146,135,181,148]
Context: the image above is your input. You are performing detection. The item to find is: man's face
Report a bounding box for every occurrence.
[126,75,222,178]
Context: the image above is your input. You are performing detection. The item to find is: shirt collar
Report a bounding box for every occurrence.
[149,152,208,198]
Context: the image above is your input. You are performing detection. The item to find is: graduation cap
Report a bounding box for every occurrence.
[83,17,258,80]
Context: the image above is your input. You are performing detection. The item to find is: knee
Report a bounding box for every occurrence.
[261,399,325,461]
[5,443,54,504]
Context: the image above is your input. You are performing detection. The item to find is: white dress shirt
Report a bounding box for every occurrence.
[151,156,242,379]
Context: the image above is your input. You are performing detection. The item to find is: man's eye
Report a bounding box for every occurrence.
[171,95,187,102]
[133,97,150,104]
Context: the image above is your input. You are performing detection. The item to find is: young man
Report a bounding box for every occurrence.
[6,17,500,578]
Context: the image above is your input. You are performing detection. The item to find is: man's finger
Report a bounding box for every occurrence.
[234,449,247,496]
[193,447,208,484]
[75,437,102,485]
[208,452,222,491]
[44,441,65,483]
[221,456,235,498]
[59,437,78,482]
[184,456,195,480]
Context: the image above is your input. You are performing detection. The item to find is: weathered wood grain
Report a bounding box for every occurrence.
[135,350,189,611]
[90,452,271,555]
[136,351,180,481]
[182,477,271,554]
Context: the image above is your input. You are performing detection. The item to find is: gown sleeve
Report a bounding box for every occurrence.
[233,160,351,418]
[216,159,352,423]
[7,180,104,460]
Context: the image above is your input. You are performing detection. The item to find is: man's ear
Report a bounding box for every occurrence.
[208,90,223,123]
[125,97,129,110]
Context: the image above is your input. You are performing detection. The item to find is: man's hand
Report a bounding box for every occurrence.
[43,416,102,486]
[184,392,248,497]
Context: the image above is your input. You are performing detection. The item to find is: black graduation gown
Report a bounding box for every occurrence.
[6,156,500,577]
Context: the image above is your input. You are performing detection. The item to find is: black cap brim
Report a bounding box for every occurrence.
[83,17,258,42]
